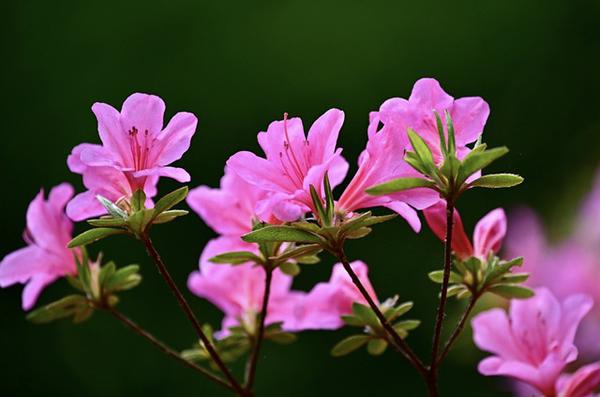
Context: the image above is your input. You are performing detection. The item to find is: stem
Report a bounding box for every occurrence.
[243,267,274,392]
[437,295,478,365]
[141,235,247,397]
[103,305,234,392]
[428,199,455,396]
[334,247,428,379]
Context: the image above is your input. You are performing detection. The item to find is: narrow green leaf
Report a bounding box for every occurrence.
[324,172,335,223]
[407,129,436,173]
[242,226,322,244]
[405,151,430,175]
[434,111,448,157]
[271,244,322,263]
[68,228,127,248]
[99,261,116,286]
[296,255,320,265]
[393,319,421,331]
[26,295,89,324]
[152,210,189,224]
[367,339,388,355]
[341,315,364,327]
[428,270,462,284]
[339,211,372,232]
[444,110,456,156]
[131,189,146,212]
[366,177,437,196]
[279,262,301,276]
[209,251,262,265]
[152,186,189,218]
[486,257,524,281]
[96,195,128,219]
[458,146,509,185]
[352,303,380,328]
[446,284,467,298]
[470,173,524,189]
[128,209,154,235]
[498,272,530,284]
[384,301,413,321]
[345,227,372,239]
[267,332,297,344]
[87,218,128,228]
[309,184,328,225]
[488,284,534,299]
[331,335,370,357]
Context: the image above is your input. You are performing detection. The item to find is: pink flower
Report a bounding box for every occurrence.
[187,237,298,336]
[187,166,275,237]
[227,110,349,222]
[423,200,506,260]
[66,143,158,220]
[74,92,197,193]
[284,261,378,331]
[378,78,490,162]
[557,363,600,397]
[337,112,440,232]
[472,288,593,396]
[505,208,600,359]
[0,183,77,310]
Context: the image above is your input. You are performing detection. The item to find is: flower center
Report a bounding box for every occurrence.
[278,113,311,188]
[128,126,152,171]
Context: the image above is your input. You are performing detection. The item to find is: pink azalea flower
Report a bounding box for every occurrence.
[187,237,298,337]
[0,183,77,310]
[557,362,600,397]
[227,110,349,222]
[187,166,275,237]
[337,112,440,232]
[423,200,506,260]
[74,92,197,193]
[378,78,490,162]
[284,261,378,331]
[66,143,158,220]
[472,288,593,396]
[505,208,600,360]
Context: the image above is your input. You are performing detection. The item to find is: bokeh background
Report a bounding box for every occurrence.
[2,0,600,395]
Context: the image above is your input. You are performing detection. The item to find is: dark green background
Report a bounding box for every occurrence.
[2,1,599,396]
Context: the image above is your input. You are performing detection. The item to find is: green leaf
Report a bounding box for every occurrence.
[87,218,128,228]
[339,211,372,232]
[152,210,189,224]
[96,195,128,219]
[309,184,328,225]
[405,151,430,175]
[152,186,189,218]
[486,257,524,281]
[271,244,322,263]
[209,251,262,265]
[366,177,436,196]
[384,301,413,321]
[279,262,301,276]
[367,339,388,355]
[323,172,335,223]
[331,335,370,357]
[393,319,421,331]
[488,284,534,299]
[99,261,116,286]
[267,332,297,344]
[104,264,142,292]
[428,270,462,284]
[470,173,524,189]
[341,315,364,327]
[127,209,154,235]
[444,110,457,156]
[446,284,467,298]
[458,146,509,185]
[434,111,448,157]
[498,272,529,284]
[131,189,146,212]
[68,228,127,248]
[296,255,320,265]
[242,226,322,244]
[345,227,372,239]
[352,303,380,328]
[407,129,436,175]
[26,295,90,324]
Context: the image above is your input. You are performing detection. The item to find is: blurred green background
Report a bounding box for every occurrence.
[2,0,600,395]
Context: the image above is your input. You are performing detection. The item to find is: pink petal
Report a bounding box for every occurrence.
[120,93,166,136]
[132,166,190,183]
[257,116,305,161]
[227,151,293,192]
[80,144,119,168]
[67,143,103,173]
[306,108,345,164]
[91,102,129,165]
[559,362,600,397]
[0,246,44,287]
[473,208,507,258]
[22,273,55,311]
[423,200,473,258]
[408,78,454,112]
[66,191,107,221]
[560,293,594,349]
[472,308,522,360]
[383,201,421,232]
[450,96,490,146]
[155,112,198,166]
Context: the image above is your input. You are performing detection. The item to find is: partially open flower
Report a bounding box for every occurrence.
[0,183,77,310]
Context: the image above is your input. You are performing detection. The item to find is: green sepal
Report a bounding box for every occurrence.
[270,244,322,264]
[151,210,189,224]
[131,189,146,212]
[279,262,301,276]
[87,217,128,228]
[96,195,128,219]
[367,339,388,355]
[151,186,189,220]
[26,295,92,324]
[352,302,380,329]
[488,284,534,299]
[428,270,462,284]
[457,146,509,186]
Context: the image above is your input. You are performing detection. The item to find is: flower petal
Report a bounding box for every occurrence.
[473,208,507,258]
[155,112,198,166]
[306,108,345,164]
[120,93,166,136]
[450,96,490,146]
[22,273,56,311]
